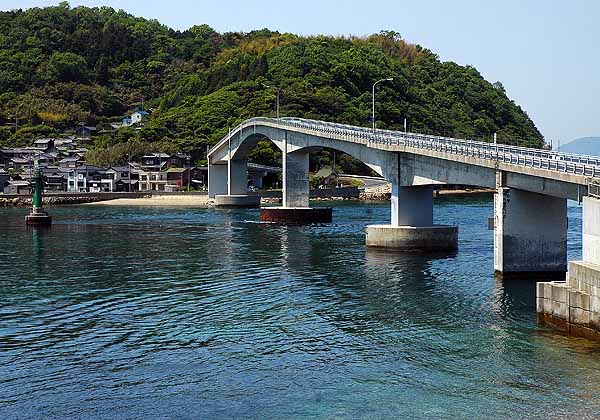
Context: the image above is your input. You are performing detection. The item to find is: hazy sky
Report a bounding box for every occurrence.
[6,0,600,143]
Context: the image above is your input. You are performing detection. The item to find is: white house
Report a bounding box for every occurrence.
[130,110,149,125]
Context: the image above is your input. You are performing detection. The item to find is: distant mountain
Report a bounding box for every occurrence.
[561,137,600,156]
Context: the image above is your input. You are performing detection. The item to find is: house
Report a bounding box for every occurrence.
[0,150,8,170]
[115,179,138,192]
[312,166,338,187]
[65,165,135,192]
[165,167,203,191]
[33,138,56,153]
[136,169,168,192]
[86,168,118,192]
[169,153,191,168]
[66,165,104,192]
[0,169,9,191]
[113,110,150,128]
[110,166,134,192]
[54,138,76,149]
[141,153,171,170]
[42,168,67,192]
[130,110,149,125]
[77,126,97,140]
[59,156,81,168]
[4,180,31,195]
[37,152,59,167]
[3,148,38,163]
[8,157,32,172]
[68,148,88,159]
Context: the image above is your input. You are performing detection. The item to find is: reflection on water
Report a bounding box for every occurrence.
[1,199,600,420]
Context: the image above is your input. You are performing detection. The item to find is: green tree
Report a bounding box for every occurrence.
[48,52,89,83]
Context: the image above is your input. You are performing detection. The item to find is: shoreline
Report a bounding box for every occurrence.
[86,195,211,207]
[0,188,495,208]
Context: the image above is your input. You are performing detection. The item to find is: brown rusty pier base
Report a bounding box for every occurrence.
[25,209,52,226]
[260,207,332,224]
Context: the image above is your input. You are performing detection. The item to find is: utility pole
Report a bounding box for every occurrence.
[404,118,407,133]
[128,153,132,192]
[187,155,191,192]
[372,77,393,133]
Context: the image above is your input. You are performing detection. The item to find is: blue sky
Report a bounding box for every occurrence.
[7,0,600,144]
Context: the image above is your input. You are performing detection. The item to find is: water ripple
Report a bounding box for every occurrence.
[1,200,600,419]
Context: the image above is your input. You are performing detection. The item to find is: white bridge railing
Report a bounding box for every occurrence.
[208,117,600,180]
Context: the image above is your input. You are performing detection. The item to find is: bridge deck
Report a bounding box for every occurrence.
[208,117,600,190]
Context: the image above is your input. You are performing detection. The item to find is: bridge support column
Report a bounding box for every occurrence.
[260,149,332,223]
[366,185,458,251]
[208,163,227,198]
[283,150,309,207]
[210,160,261,207]
[494,187,567,277]
[536,196,600,340]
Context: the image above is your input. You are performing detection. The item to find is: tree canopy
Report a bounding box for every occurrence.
[0,3,545,168]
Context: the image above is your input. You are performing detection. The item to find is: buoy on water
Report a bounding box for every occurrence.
[25,165,51,226]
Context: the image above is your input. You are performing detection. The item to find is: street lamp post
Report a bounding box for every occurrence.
[372,77,393,133]
[494,132,498,160]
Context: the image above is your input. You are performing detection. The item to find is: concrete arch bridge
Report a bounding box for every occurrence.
[207,117,600,284]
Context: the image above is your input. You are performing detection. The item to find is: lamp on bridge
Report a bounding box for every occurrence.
[372,77,393,133]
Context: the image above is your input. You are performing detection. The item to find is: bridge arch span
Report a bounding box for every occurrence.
[218,123,400,182]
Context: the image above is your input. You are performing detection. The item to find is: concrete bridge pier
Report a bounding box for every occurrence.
[365,185,458,251]
[260,149,332,223]
[209,159,261,207]
[494,187,567,278]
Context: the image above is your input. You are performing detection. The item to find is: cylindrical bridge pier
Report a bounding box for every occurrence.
[365,185,458,252]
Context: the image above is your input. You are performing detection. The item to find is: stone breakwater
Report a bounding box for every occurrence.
[1,196,106,207]
[0,193,150,207]
[359,191,391,201]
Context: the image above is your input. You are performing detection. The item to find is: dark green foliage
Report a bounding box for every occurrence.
[248,140,281,167]
[86,139,178,167]
[0,3,545,170]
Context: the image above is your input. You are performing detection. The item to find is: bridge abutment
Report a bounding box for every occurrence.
[494,187,567,277]
[537,196,600,340]
[208,163,227,198]
[366,185,458,251]
[210,159,261,207]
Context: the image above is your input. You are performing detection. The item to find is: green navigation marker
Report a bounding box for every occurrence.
[25,164,52,226]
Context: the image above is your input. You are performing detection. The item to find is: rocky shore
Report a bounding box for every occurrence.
[0,193,151,208]
[0,186,494,208]
[1,196,103,207]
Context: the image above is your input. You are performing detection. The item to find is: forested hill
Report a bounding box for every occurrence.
[0,2,545,163]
